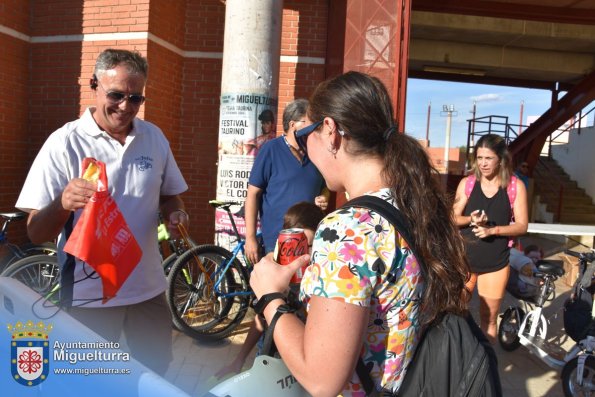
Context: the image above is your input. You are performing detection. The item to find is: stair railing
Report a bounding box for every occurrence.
[546,105,595,158]
[464,115,524,169]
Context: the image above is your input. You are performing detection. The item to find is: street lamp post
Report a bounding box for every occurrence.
[441,105,457,174]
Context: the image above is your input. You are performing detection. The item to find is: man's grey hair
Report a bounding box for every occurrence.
[282,98,308,133]
[94,49,148,79]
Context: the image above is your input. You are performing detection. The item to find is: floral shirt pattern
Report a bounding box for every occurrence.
[300,189,424,396]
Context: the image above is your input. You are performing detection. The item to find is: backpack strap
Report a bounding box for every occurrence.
[341,195,422,396]
[464,174,476,198]
[342,196,419,268]
[507,175,517,213]
[506,176,518,247]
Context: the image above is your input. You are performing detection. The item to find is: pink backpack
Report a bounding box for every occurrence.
[465,174,517,247]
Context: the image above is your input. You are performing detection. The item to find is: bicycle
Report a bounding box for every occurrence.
[1,217,193,306]
[0,211,57,272]
[0,254,60,304]
[498,247,595,397]
[157,220,197,275]
[166,200,261,342]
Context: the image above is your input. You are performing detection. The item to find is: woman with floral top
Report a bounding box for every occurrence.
[249,71,470,396]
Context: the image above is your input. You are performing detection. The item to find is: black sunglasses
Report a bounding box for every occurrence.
[294,120,323,153]
[97,81,145,106]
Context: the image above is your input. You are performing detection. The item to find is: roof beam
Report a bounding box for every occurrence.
[412,0,595,25]
[408,70,571,91]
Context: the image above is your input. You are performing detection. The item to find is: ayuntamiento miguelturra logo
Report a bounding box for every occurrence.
[7,320,52,386]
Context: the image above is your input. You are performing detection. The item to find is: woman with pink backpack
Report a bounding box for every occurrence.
[453,134,528,343]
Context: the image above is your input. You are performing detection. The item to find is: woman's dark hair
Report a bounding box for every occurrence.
[283,201,325,230]
[307,71,470,325]
[471,134,513,188]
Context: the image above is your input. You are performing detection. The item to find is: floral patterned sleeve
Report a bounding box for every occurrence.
[301,199,414,306]
[300,191,424,395]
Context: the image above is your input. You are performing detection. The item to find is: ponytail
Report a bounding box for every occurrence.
[384,133,470,325]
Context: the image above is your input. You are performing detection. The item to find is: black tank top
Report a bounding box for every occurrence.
[461,181,511,273]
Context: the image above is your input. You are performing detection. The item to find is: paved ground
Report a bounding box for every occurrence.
[164,236,581,397]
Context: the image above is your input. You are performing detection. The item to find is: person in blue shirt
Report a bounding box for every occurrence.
[515,161,530,188]
[244,99,327,264]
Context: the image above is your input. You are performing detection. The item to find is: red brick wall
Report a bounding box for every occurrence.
[278,1,328,128]
[149,0,186,49]
[0,0,333,246]
[177,58,223,243]
[0,0,30,33]
[0,2,30,242]
[178,0,226,242]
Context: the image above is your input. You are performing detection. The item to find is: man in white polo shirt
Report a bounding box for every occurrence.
[16,48,188,375]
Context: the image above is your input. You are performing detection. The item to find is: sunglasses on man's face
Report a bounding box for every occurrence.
[294,120,323,153]
[96,81,145,106]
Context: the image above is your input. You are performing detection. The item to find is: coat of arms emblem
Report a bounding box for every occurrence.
[8,320,52,386]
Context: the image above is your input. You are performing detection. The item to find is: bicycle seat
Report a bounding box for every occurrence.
[0,211,27,221]
[536,260,565,277]
[209,200,242,211]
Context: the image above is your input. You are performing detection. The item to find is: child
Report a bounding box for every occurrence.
[508,244,544,299]
[214,201,324,379]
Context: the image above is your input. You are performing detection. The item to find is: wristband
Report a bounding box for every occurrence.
[260,303,296,356]
[268,303,297,330]
[253,292,286,315]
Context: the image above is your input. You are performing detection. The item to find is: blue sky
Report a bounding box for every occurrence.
[404,78,554,148]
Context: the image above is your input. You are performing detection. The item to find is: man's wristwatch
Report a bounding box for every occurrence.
[253,292,286,315]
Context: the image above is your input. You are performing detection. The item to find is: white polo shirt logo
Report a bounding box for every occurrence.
[135,156,154,171]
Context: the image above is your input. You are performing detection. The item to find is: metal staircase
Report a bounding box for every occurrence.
[533,157,595,224]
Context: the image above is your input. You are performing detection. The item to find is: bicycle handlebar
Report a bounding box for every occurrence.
[565,249,595,261]
[566,249,595,288]
[580,261,595,289]
[564,249,581,258]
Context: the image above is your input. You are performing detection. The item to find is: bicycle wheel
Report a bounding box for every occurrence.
[562,355,595,397]
[167,244,251,342]
[162,237,198,276]
[162,253,179,276]
[498,307,525,351]
[0,241,57,272]
[1,254,60,303]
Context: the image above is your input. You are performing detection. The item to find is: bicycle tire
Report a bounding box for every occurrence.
[162,253,179,276]
[1,254,60,303]
[0,241,57,272]
[167,244,251,341]
[498,307,525,351]
[561,355,595,397]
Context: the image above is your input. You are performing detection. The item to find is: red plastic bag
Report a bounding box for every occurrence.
[64,158,142,303]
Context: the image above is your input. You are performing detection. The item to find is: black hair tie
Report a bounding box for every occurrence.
[383,125,397,141]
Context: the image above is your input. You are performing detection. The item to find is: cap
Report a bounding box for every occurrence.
[258,109,275,122]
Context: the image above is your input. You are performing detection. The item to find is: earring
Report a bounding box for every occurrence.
[327,146,337,158]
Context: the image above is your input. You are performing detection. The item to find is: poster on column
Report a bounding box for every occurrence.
[215,93,277,251]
